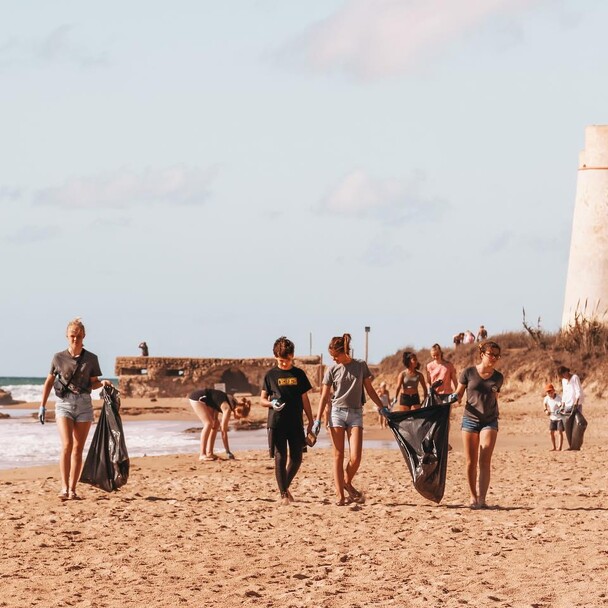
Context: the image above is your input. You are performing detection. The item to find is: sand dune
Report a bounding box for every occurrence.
[1,394,606,607]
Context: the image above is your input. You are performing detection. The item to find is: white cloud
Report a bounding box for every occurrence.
[286,0,542,79]
[34,165,216,208]
[0,24,108,69]
[320,168,445,223]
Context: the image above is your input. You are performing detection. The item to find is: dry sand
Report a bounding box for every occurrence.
[1,393,607,608]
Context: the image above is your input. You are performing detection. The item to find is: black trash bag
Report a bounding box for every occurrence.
[384,404,452,503]
[564,407,587,451]
[80,385,130,492]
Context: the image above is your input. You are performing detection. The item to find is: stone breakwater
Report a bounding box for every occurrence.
[114,356,324,398]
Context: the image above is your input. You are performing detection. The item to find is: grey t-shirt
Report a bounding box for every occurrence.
[459,366,504,424]
[49,349,102,395]
[323,359,371,410]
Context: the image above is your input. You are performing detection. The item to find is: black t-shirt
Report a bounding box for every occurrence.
[262,366,312,429]
[188,388,231,412]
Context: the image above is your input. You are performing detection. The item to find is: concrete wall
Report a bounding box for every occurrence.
[562,125,608,327]
[114,356,324,398]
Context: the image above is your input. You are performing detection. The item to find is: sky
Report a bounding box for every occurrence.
[1,0,606,376]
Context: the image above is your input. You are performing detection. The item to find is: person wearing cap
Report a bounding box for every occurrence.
[542,383,564,451]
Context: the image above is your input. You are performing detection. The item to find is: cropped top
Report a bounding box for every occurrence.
[402,372,421,391]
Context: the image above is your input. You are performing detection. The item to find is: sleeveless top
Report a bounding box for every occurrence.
[402,371,421,391]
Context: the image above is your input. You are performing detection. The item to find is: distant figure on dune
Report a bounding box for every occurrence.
[476,325,488,342]
[426,344,458,403]
[260,336,314,506]
[138,341,149,357]
[542,383,564,451]
[463,330,476,344]
[188,388,242,461]
[393,351,428,412]
[314,333,385,506]
[39,317,112,501]
[454,340,504,509]
[453,332,464,347]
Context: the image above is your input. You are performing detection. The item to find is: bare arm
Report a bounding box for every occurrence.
[394,371,404,402]
[450,365,459,392]
[419,372,428,399]
[260,389,272,409]
[219,404,232,452]
[40,374,55,407]
[302,392,313,433]
[363,377,385,410]
[90,377,112,391]
[455,382,466,405]
[316,384,331,420]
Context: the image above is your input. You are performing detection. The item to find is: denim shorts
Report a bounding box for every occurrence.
[329,407,363,429]
[55,393,94,423]
[461,416,498,433]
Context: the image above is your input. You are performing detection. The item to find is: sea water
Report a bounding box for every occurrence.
[0,378,395,470]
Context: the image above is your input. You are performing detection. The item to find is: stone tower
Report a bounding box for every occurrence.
[562,125,608,327]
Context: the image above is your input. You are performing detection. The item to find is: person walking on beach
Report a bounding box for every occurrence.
[542,383,564,451]
[314,333,385,506]
[260,337,314,506]
[454,340,504,509]
[188,388,242,460]
[425,344,458,403]
[138,341,149,357]
[39,318,112,500]
[376,381,390,428]
[393,351,428,412]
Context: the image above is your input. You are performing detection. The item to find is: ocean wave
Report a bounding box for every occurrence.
[1,384,103,403]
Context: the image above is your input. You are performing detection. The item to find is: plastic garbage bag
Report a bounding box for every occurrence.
[384,403,451,503]
[80,384,130,492]
[564,407,587,451]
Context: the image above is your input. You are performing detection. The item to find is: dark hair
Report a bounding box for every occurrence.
[402,351,418,369]
[430,343,443,356]
[478,340,501,356]
[557,365,570,376]
[273,336,295,358]
[328,333,351,355]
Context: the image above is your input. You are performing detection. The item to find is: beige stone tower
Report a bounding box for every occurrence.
[562,125,608,327]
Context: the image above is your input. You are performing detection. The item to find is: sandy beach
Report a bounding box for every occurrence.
[1,393,607,608]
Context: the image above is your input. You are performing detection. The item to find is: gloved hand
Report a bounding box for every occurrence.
[390,397,397,407]
[38,406,46,425]
[447,393,459,404]
[271,398,285,411]
[379,406,390,418]
[312,419,321,436]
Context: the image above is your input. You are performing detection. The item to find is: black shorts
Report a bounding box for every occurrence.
[400,393,421,407]
[549,419,564,432]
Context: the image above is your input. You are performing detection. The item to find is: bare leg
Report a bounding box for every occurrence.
[70,421,92,492]
[477,428,498,507]
[57,417,75,492]
[189,400,217,458]
[205,412,220,457]
[462,430,480,506]
[329,426,346,503]
[344,426,363,499]
[557,430,563,451]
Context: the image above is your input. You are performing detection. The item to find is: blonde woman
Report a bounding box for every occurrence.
[39,318,112,500]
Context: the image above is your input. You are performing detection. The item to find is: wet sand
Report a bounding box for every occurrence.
[1,394,606,607]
